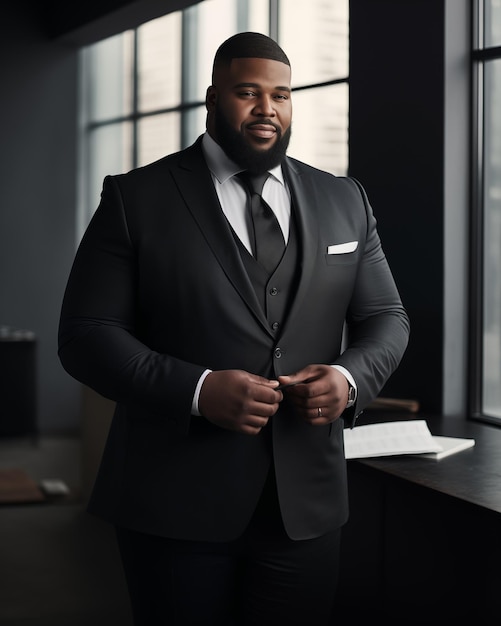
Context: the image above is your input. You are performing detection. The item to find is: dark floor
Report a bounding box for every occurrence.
[0,437,133,626]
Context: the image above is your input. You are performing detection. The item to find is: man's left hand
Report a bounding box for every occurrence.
[277,364,349,425]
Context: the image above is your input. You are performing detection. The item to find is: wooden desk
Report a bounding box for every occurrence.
[358,413,501,514]
[337,413,501,625]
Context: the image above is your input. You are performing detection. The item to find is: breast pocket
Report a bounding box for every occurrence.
[325,251,358,266]
[325,241,359,265]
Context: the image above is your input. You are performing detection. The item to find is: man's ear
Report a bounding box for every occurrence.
[206,86,217,111]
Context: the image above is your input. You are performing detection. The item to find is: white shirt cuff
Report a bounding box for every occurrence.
[331,364,357,405]
[191,369,212,416]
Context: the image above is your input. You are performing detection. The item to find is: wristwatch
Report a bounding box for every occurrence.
[346,382,357,408]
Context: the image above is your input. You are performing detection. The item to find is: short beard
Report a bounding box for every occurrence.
[214,105,291,174]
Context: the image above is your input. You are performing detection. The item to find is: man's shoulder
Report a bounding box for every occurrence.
[284,156,369,209]
[285,155,358,190]
[113,137,204,184]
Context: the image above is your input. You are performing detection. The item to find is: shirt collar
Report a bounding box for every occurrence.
[202,132,285,186]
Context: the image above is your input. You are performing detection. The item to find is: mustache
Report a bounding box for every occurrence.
[246,120,281,132]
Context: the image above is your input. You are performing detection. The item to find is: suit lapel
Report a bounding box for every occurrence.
[172,139,271,331]
[280,158,320,332]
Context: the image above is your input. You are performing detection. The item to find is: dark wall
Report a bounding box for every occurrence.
[349,0,449,413]
[0,7,82,434]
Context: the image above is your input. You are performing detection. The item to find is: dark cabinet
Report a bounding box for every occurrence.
[0,327,37,438]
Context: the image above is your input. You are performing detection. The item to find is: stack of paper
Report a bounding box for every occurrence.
[343,419,475,460]
[410,435,475,460]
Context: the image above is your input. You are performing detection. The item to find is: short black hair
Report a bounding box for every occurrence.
[212,32,290,81]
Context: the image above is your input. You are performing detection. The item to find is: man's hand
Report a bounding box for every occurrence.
[278,364,349,425]
[198,370,282,435]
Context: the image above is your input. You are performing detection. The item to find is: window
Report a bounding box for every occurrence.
[77,0,349,237]
[471,0,501,422]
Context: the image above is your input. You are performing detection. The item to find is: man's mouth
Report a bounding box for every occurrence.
[246,123,278,140]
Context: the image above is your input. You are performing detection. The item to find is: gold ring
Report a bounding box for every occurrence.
[317,407,322,417]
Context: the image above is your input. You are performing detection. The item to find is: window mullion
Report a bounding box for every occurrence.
[132,29,139,169]
[270,0,279,40]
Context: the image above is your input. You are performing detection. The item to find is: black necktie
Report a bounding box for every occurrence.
[237,171,285,274]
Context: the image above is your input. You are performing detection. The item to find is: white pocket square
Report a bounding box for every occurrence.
[327,241,358,254]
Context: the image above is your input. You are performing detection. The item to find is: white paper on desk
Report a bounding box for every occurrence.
[343,419,442,459]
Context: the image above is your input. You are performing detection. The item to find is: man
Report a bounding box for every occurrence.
[58,32,409,625]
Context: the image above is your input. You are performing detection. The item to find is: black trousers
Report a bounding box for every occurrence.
[115,471,341,626]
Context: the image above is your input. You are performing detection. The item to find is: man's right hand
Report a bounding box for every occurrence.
[198,370,282,435]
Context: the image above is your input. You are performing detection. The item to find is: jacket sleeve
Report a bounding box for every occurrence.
[335,177,410,425]
[58,175,205,429]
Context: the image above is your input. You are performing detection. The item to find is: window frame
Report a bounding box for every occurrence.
[470,0,501,424]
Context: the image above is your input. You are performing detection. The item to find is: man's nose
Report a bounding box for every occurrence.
[253,95,276,116]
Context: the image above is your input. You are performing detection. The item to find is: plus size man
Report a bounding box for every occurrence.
[58,32,409,625]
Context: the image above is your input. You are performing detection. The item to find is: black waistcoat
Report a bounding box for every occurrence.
[234,211,300,353]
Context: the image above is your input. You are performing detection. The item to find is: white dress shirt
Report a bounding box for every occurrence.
[202,132,291,251]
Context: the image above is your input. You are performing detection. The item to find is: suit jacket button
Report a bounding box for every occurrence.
[274,347,282,359]
[269,287,278,296]
[272,321,279,331]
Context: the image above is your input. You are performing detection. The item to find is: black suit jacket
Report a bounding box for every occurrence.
[58,136,409,541]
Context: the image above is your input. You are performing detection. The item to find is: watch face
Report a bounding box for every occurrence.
[347,384,356,405]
